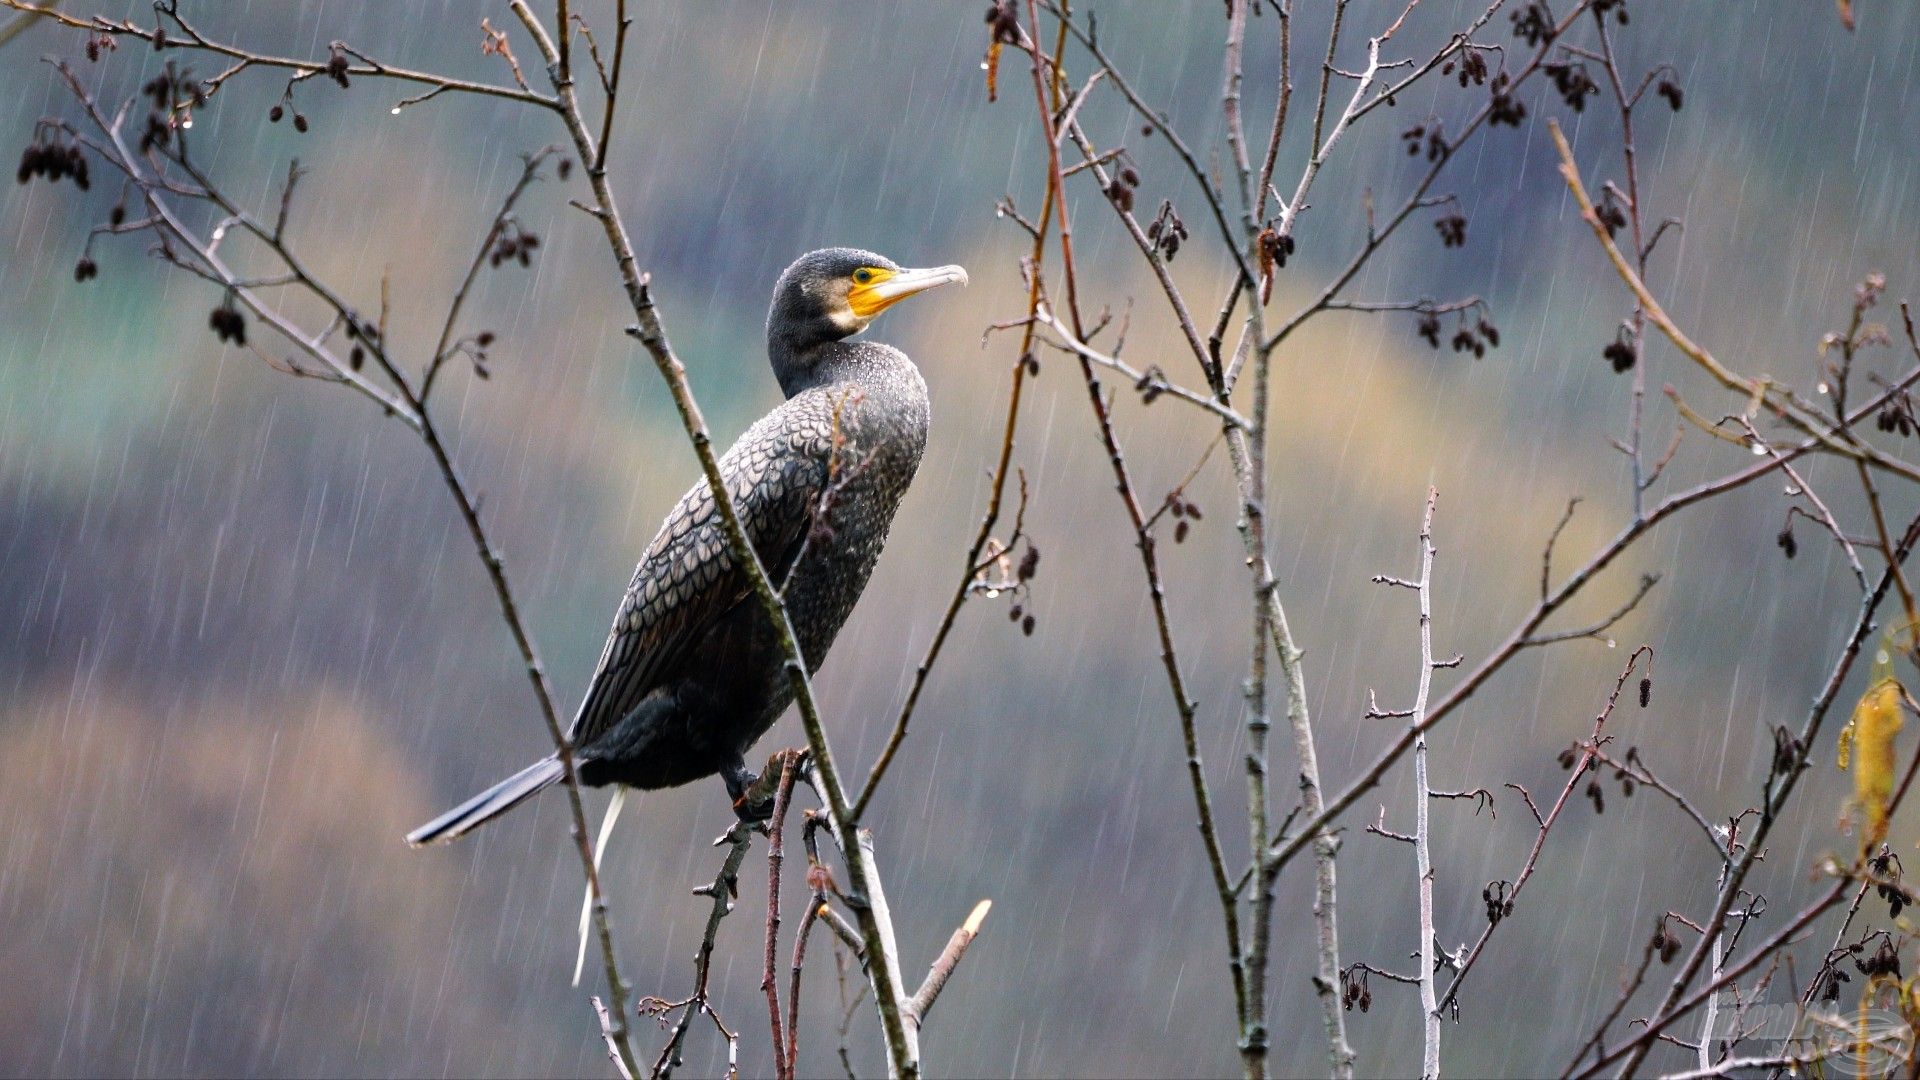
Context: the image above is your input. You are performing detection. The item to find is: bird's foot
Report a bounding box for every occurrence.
[729,748,811,823]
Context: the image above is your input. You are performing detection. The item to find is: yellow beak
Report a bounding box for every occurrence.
[848,264,969,319]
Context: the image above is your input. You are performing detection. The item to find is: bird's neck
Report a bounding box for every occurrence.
[769,336,867,398]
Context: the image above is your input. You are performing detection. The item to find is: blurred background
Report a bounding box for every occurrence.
[4,2,1920,1076]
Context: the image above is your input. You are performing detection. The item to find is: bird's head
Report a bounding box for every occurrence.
[767,248,967,386]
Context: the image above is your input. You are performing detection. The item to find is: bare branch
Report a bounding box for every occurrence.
[1520,573,1659,647]
[1033,309,1252,429]
[1435,647,1656,1016]
[1409,489,1442,1079]
[906,900,993,1025]
[762,754,802,1080]
[593,997,638,1080]
[649,823,755,1078]
[1,0,557,109]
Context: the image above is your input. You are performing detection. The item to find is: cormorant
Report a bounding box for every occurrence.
[406,249,966,847]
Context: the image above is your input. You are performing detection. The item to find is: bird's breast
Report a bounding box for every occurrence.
[778,369,927,661]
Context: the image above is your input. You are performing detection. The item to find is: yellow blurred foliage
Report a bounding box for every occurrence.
[1839,674,1904,850]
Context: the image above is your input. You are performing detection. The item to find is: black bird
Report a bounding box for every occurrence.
[406,249,966,848]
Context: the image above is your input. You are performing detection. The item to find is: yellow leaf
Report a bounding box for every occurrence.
[1842,678,1903,848]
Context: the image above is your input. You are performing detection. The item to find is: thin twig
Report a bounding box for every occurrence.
[592,0,629,173]
[2,0,556,109]
[762,754,801,1080]
[1580,745,1729,862]
[1588,9,1653,517]
[906,900,993,1025]
[0,0,58,47]
[594,997,638,1080]
[1738,419,1868,591]
[1034,309,1252,429]
[1434,647,1655,1016]
[853,16,1064,817]
[651,824,755,1078]
[422,147,560,404]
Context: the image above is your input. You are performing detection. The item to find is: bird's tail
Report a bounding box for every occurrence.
[405,756,565,846]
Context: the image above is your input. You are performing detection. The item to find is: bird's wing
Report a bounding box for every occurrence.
[568,397,837,750]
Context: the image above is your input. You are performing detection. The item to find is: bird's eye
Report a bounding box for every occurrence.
[853,268,874,285]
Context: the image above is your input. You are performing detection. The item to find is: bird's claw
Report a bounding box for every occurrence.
[731,748,811,822]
